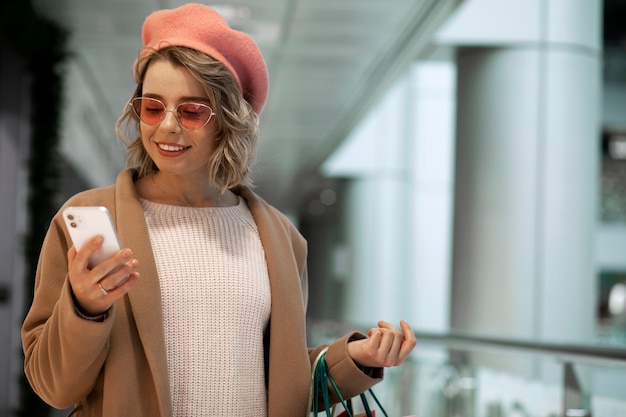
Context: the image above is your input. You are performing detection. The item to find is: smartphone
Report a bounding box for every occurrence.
[62,206,122,268]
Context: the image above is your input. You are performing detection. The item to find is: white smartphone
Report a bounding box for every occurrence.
[62,206,122,268]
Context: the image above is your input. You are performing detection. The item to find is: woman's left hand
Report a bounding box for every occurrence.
[347,319,416,368]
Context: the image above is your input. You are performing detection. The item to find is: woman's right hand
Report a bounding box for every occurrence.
[68,235,140,317]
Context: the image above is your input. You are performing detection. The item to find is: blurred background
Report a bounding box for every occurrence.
[1,0,626,416]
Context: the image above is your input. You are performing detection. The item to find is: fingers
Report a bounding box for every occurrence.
[351,320,417,369]
[67,246,77,264]
[68,236,139,316]
[72,238,136,286]
[98,271,140,297]
[97,260,140,296]
[399,319,417,355]
[69,235,104,271]
[374,321,405,367]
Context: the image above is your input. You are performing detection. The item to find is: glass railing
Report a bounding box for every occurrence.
[307,319,626,417]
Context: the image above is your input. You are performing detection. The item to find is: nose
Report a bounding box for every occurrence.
[159,107,181,131]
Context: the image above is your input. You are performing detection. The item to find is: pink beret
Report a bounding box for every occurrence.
[139,3,269,114]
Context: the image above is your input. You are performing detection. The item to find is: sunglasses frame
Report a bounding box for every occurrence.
[130,97,216,130]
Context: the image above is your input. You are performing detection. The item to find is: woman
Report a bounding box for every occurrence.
[21,3,416,416]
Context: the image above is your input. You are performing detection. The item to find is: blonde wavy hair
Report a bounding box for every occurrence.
[116,46,260,191]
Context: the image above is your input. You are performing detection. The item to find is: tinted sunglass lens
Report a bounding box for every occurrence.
[131,98,212,129]
[177,103,213,129]
[137,98,166,125]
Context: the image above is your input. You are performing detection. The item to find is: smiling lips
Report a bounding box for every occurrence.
[157,142,189,156]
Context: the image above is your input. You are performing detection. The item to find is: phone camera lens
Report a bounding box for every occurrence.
[70,222,77,228]
[67,214,74,220]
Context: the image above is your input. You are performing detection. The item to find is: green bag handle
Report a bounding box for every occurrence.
[308,348,388,417]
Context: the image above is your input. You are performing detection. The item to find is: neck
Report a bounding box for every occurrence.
[151,172,225,207]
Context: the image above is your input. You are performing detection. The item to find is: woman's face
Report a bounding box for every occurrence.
[139,59,217,178]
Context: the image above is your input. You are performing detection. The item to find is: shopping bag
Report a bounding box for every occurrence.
[334,396,378,417]
[307,347,388,417]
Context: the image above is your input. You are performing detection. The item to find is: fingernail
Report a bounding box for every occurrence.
[122,249,133,257]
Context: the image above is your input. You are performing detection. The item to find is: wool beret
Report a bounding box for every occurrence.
[139,3,269,114]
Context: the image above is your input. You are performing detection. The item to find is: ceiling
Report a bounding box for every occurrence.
[35,0,460,211]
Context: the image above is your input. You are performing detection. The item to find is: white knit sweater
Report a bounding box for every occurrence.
[142,198,271,417]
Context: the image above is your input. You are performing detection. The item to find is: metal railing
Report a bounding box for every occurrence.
[307,319,626,417]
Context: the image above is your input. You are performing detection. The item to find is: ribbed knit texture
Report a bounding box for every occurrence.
[142,198,271,417]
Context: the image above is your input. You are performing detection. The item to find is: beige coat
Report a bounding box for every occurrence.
[22,169,381,416]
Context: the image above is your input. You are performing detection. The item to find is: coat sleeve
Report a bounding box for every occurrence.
[308,333,383,405]
[21,211,115,409]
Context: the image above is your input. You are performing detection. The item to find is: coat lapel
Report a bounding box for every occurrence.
[114,169,172,416]
[239,188,311,415]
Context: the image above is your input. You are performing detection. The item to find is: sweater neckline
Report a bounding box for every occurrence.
[140,196,246,217]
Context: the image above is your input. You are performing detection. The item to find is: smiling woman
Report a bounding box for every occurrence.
[20,4,416,417]
[118,45,261,195]
[132,58,226,203]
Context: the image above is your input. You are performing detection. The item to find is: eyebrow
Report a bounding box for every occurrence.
[142,93,211,104]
